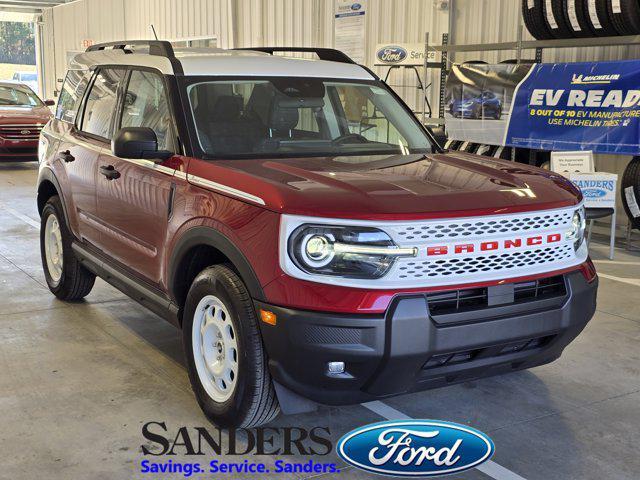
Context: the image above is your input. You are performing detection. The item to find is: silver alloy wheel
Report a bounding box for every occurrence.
[44,213,63,286]
[192,294,239,402]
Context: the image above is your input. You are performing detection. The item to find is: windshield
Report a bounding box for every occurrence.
[187,78,432,158]
[22,73,37,82]
[0,84,42,107]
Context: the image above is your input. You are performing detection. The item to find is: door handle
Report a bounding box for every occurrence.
[57,150,75,163]
[99,165,121,180]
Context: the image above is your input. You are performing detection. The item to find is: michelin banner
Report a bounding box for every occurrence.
[445,60,640,155]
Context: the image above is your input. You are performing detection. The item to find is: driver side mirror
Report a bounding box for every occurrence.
[112,127,173,161]
[44,99,55,106]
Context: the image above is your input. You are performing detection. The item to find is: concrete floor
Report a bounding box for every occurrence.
[1,161,639,480]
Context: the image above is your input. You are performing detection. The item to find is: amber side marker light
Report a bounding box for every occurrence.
[260,309,277,326]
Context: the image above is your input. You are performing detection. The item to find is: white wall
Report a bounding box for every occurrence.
[39,0,448,113]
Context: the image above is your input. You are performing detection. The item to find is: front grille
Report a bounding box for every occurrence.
[398,244,574,279]
[390,209,574,241]
[371,205,585,287]
[422,334,556,370]
[0,124,43,141]
[426,275,566,317]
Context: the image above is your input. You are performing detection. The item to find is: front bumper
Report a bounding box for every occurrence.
[256,271,597,406]
[0,140,38,161]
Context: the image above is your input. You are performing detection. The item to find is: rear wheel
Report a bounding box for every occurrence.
[182,265,279,427]
[40,195,95,300]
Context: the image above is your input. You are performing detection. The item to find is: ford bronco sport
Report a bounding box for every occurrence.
[38,41,597,428]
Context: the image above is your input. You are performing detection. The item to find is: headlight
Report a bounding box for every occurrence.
[288,225,416,279]
[566,206,586,251]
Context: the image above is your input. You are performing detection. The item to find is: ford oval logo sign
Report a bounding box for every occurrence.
[582,188,606,198]
[337,420,494,477]
[377,45,407,64]
[351,2,362,10]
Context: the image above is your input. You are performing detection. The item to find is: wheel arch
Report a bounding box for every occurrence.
[37,168,69,225]
[168,226,266,324]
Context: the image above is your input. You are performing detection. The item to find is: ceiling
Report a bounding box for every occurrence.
[0,0,71,15]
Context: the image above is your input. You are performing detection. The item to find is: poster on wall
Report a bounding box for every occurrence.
[445,63,532,146]
[334,0,366,64]
[446,59,640,155]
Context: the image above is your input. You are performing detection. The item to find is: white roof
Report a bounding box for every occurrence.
[69,47,374,80]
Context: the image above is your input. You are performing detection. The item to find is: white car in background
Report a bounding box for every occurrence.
[11,71,38,94]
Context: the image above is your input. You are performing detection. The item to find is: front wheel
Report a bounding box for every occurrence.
[182,265,279,427]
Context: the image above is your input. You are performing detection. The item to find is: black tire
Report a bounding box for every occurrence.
[499,146,514,160]
[182,265,279,428]
[543,0,577,38]
[584,0,619,36]
[621,156,640,230]
[566,0,597,36]
[40,195,95,300]
[608,0,640,35]
[522,0,554,39]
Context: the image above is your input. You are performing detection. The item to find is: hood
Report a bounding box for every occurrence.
[0,105,52,124]
[188,152,582,220]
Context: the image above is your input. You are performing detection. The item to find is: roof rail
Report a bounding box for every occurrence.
[234,47,356,64]
[86,40,175,58]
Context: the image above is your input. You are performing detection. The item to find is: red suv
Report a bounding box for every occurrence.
[0,81,52,161]
[38,42,597,427]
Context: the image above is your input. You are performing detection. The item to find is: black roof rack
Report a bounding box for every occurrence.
[234,47,356,64]
[86,40,175,58]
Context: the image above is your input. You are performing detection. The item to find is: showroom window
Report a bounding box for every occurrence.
[120,70,175,151]
[80,69,125,140]
[55,69,92,124]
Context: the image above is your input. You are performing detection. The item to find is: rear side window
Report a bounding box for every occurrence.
[80,69,125,140]
[55,70,91,123]
[120,70,175,151]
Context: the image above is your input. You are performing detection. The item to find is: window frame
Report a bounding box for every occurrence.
[115,67,179,153]
[56,69,92,124]
[76,67,127,143]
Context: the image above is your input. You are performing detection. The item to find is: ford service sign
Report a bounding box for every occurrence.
[337,420,494,477]
[376,45,408,64]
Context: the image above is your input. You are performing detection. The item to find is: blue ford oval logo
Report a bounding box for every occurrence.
[351,2,362,10]
[337,420,494,477]
[377,46,408,64]
[582,188,606,198]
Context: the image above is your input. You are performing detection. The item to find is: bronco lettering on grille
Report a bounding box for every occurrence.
[426,234,562,256]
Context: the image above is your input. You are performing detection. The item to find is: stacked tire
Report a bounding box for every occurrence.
[522,1,640,39]
[622,157,640,230]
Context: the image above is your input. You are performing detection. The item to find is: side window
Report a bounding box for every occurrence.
[55,70,91,123]
[120,70,174,151]
[80,69,125,140]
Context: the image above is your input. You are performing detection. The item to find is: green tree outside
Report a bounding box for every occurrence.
[0,21,35,65]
